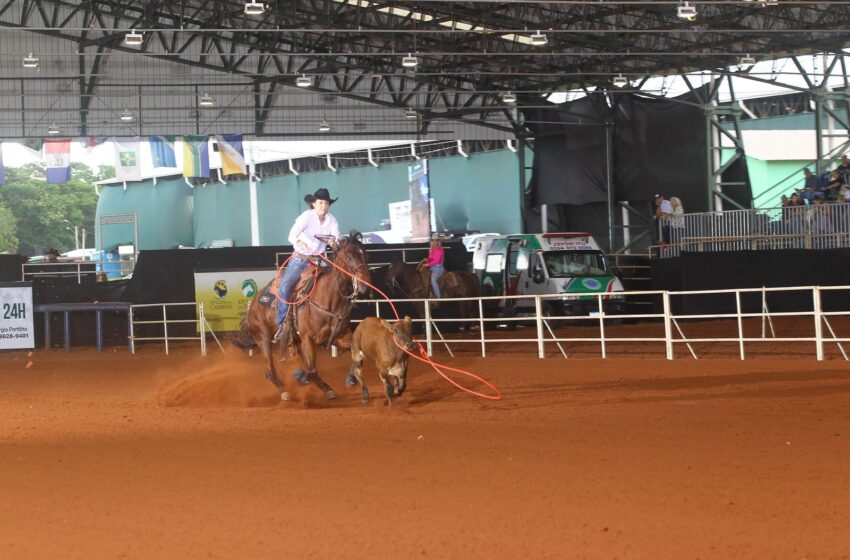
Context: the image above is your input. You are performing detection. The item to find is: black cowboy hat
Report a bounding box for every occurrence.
[304,188,338,204]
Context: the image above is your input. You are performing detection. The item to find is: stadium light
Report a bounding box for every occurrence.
[403,108,417,119]
[296,74,312,87]
[529,31,548,46]
[318,119,331,132]
[612,74,628,87]
[199,92,216,107]
[124,29,144,45]
[677,2,697,21]
[401,54,419,68]
[47,123,60,135]
[120,109,134,122]
[501,91,517,104]
[22,53,39,69]
[244,1,265,15]
[739,54,756,65]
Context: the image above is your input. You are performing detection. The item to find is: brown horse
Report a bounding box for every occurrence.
[437,270,481,331]
[385,258,481,330]
[233,232,371,401]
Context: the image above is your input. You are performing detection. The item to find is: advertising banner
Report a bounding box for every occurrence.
[0,282,35,350]
[194,269,277,332]
[408,159,430,241]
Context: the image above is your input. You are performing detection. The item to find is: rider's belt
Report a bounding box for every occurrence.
[291,252,311,261]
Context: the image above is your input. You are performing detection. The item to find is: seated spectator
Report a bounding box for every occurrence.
[797,168,821,203]
[789,192,804,206]
[45,248,60,263]
[823,170,845,202]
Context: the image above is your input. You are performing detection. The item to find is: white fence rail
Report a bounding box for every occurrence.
[354,285,850,361]
[654,204,850,258]
[129,302,208,355]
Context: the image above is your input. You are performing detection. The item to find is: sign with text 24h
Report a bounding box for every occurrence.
[0,283,35,350]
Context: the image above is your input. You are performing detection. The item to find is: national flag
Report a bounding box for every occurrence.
[149,135,177,168]
[44,139,71,184]
[84,136,108,151]
[113,137,142,181]
[182,135,210,178]
[21,138,44,157]
[216,134,247,175]
[0,142,5,185]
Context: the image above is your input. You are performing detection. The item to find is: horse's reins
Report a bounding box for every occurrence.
[317,254,502,401]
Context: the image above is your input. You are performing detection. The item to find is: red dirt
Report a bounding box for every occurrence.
[1,341,849,559]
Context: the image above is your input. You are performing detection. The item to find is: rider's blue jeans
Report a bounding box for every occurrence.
[276,256,310,326]
[430,264,445,298]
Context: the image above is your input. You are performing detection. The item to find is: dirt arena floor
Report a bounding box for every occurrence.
[2,328,850,559]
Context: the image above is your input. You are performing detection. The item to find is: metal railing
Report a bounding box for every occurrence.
[353,285,850,360]
[653,204,850,258]
[129,302,208,355]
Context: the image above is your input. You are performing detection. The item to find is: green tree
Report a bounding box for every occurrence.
[0,162,99,256]
[0,200,18,253]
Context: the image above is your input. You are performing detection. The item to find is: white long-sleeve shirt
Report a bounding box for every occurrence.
[288,209,340,255]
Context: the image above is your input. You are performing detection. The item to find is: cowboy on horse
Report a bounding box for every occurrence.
[273,187,340,342]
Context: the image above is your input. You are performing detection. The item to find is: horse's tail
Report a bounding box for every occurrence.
[227,309,258,351]
[228,329,257,350]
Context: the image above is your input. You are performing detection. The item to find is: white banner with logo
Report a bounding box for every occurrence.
[194,269,277,332]
[0,282,35,350]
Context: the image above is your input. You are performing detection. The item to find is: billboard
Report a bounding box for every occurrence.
[0,282,34,350]
[408,159,430,241]
[194,269,277,332]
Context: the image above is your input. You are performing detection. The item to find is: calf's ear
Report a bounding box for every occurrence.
[403,315,412,325]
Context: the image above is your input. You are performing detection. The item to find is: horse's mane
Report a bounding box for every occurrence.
[346,230,363,245]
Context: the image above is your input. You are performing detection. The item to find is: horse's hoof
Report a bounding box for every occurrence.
[345,373,358,387]
[292,369,308,385]
[325,390,337,400]
[281,391,291,401]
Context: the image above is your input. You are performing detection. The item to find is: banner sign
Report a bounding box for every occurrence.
[0,282,35,350]
[194,269,277,332]
[408,159,431,242]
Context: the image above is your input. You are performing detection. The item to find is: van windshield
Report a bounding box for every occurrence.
[543,251,610,278]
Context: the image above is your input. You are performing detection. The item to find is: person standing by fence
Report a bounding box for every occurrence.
[654,194,673,244]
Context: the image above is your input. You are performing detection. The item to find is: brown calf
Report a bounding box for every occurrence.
[348,316,414,406]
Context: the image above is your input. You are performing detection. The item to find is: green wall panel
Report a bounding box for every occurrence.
[192,181,253,247]
[96,178,193,251]
[96,149,524,250]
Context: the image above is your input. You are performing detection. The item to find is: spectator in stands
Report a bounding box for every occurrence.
[837,154,850,182]
[46,248,60,263]
[809,197,833,241]
[823,170,846,202]
[797,168,821,203]
[669,196,685,244]
[654,194,673,244]
[789,192,804,207]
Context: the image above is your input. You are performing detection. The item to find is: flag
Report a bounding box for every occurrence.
[0,142,5,185]
[216,134,247,175]
[44,139,71,184]
[149,135,176,168]
[21,138,44,157]
[182,135,210,178]
[113,137,142,181]
[85,136,108,151]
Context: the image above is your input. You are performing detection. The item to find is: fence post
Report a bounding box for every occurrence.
[597,294,606,359]
[478,298,486,358]
[535,296,545,359]
[198,302,207,356]
[814,286,824,361]
[129,305,135,354]
[735,290,745,360]
[425,300,433,357]
[663,291,673,360]
[162,304,169,356]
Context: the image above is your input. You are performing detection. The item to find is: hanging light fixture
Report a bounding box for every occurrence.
[22,53,39,69]
[501,91,517,104]
[47,123,60,135]
[295,74,312,87]
[124,29,144,45]
[529,31,548,46]
[612,74,628,87]
[199,92,216,107]
[244,1,265,15]
[401,54,419,68]
[677,2,697,21]
[120,109,134,122]
[739,54,756,65]
[403,108,417,119]
[318,119,331,133]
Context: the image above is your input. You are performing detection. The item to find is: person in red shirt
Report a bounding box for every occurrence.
[421,235,445,298]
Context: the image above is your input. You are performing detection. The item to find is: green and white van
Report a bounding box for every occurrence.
[471,233,626,317]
